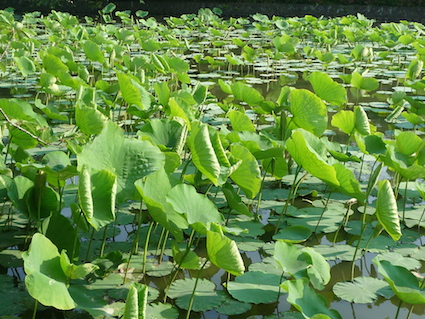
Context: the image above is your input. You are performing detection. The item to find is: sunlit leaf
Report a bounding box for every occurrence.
[229,144,261,198]
[166,183,223,234]
[333,277,393,303]
[290,89,328,136]
[168,278,222,312]
[308,72,346,106]
[187,121,220,185]
[376,180,401,241]
[282,279,341,319]
[207,229,245,276]
[22,233,76,310]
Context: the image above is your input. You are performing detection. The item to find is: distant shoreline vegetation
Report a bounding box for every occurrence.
[8,0,425,11]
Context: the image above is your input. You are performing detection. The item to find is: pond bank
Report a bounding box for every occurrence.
[2,1,425,23]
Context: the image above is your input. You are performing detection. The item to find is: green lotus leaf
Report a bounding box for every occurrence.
[312,244,362,261]
[187,121,220,185]
[75,103,107,136]
[22,233,76,310]
[331,110,355,135]
[215,291,251,315]
[123,283,148,319]
[227,271,281,304]
[376,180,402,241]
[146,303,179,319]
[333,163,366,203]
[14,56,36,77]
[0,274,33,316]
[229,143,262,198]
[374,259,425,304]
[78,166,117,230]
[83,40,104,63]
[145,260,175,277]
[406,59,423,80]
[286,129,339,187]
[282,279,341,319]
[207,230,245,276]
[166,183,223,234]
[308,71,347,106]
[290,89,328,136]
[373,252,421,270]
[78,121,165,203]
[171,241,201,270]
[168,278,222,312]
[273,225,312,243]
[138,119,184,150]
[249,257,283,275]
[117,72,151,110]
[231,81,264,106]
[42,53,68,77]
[228,110,256,132]
[395,130,423,156]
[43,214,80,260]
[351,71,379,91]
[333,277,393,303]
[135,168,187,241]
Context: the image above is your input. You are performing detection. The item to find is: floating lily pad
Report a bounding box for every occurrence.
[168,278,222,312]
[333,276,393,303]
[146,303,179,319]
[214,291,252,315]
[273,225,312,243]
[0,274,33,316]
[146,260,175,277]
[227,271,282,304]
[373,252,421,270]
[229,235,265,252]
[313,244,361,261]
[0,249,23,268]
[249,257,283,275]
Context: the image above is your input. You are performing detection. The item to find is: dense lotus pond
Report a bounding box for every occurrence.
[3,4,425,319]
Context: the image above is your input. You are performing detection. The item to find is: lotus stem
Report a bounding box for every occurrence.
[31,299,38,319]
[158,230,169,263]
[395,300,403,319]
[142,221,155,276]
[0,108,49,146]
[185,259,209,319]
[402,179,408,223]
[99,225,108,257]
[332,201,354,246]
[163,229,196,302]
[314,189,332,235]
[350,202,369,281]
[84,227,95,263]
[406,304,414,319]
[274,166,302,234]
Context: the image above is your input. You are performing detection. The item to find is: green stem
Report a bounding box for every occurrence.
[185,259,209,319]
[314,189,332,234]
[163,229,196,302]
[70,212,82,261]
[402,179,408,223]
[142,221,155,276]
[99,225,108,257]
[31,299,38,319]
[274,166,302,234]
[158,230,169,264]
[406,304,414,319]
[350,203,369,281]
[395,299,403,319]
[84,227,95,263]
[332,203,353,246]
[155,227,166,257]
